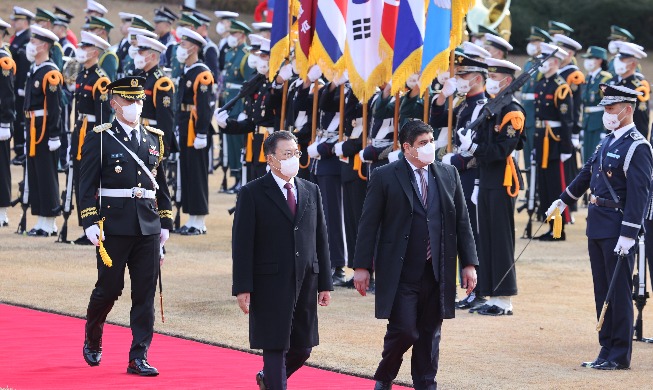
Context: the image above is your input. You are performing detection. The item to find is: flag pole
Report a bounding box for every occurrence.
[338,84,345,141]
[362,101,368,149]
[311,80,319,142]
[393,91,400,150]
[446,50,454,153]
[280,79,289,130]
[423,89,429,123]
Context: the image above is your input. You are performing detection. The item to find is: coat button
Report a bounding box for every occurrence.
[294,227,298,231]
[404,235,408,239]
[295,252,299,257]
[138,183,142,187]
[138,171,141,175]
[400,257,404,261]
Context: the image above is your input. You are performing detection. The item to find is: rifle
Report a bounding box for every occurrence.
[633,234,652,342]
[216,73,266,115]
[54,163,74,243]
[172,153,182,231]
[518,155,538,238]
[12,167,29,234]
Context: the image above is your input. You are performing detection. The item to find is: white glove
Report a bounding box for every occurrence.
[0,124,10,141]
[441,77,458,97]
[388,149,401,163]
[48,137,61,151]
[441,152,454,165]
[457,128,473,152]
[307,65,322,82]
[307,142,320,158]
[560,153,572,162]
[471,184,479,205]
[571,134,580,149]
[600,132,607,140]
[193,134,208,149]
[237,112,248,121]
[160,228,169,246]
[278,63,293,81]
[614,236,636,255]
[84,224,104,247]
[358,149,369,163]
[333,70,349,86]
[214,110,229,128]
[334,141,344,157]
[545,199,567,218]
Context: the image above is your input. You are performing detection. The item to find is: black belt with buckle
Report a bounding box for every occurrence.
[590,194,623,208]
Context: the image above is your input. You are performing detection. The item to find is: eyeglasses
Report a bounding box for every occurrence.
[277,150,302,159]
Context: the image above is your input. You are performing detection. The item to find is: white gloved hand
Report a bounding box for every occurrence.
[358,149,369,163]
[307,142,320,158]
[614,236,636,255]
[457,128,473,152]
[441,77,458,97]
[0,124,10,141]
[85,224,104,246]
[571,134,580,149]
[545,199,567,218]
[237,112,248,121]
[307,65,322,82]
[193,134,208,149]
[160,228,169,246]
[560,153,572,162]
[600,132,607,140]
[278,63,293,81]
[334,141,344,157]
[214,110,229,128]
[471,184,479,205]
[388,149,401,163]
[333,70,349,86]
[441,153,454,165]
[48,137,61,151]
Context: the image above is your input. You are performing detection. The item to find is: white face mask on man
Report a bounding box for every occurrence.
[538,59,552,74]
[134,52,149,69]
[613,57,628,76]
[409,142,436,165]
[26,42,40,62]
[128,45,139,59]
[114,100,143,124]
[273,155,300,178]
[227,35,239,48]
[216,22,226,35]
[526,42,539,57]
[75,48,89,63]
[486,76,507,95]
[602,106,627,131]
[247,54,259,69]
[176,46,189,63]
[456,75,478,94]
[256,59,269,75]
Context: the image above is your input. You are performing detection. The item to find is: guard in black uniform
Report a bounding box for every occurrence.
[79,76,172,376]
[115,12,138,79]
[532,43,574,241]
[0,18,15,226]
[553,84,653,370]
[23,26,64,237]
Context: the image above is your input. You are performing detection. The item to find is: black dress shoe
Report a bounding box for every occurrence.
[180,226,206,235]
[73,235,93,245]
[592,360,629,370]
[83,341,102,366]
[127,358,159,376]
[226,181,242,194]
[255,370,267,390]
[27,228,51,237]
[581,358,607,368]
[175,225,190,234]
[1,220,8,227]
[332,267,347,285]
[374,381,393,390]
[536,231,566,241]
[11,155,26,166]
[477,304,513,316]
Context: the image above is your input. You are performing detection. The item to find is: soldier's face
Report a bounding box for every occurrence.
[120,21,131,36]
[36,20,52,30]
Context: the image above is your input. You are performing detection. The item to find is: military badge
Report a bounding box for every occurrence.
[639,102,647,111]
[34,80,40,88]
[571,84,578,92]
[186,80,192,88]
[100,93,108,101]
[494,125,500,133]
[149,145,159,156]
[507,125,516,138]
[560,103,568,114]
[200,84,208,93]
[49,84,58,92]
[124,137,129,141]
[163,96,171,107]
[115,165,122,173]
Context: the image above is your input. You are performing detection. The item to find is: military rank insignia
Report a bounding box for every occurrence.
[49,84,58,92]
[639,102,647,111]
[560,103,568,114]
[163,96,171,107]
[149,145,159,156]
[200,84,208,93]
[507,125,516,138]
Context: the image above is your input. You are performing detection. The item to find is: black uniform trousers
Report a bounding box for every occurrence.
[374,262,441,390]
[179,115,209,215]
[342,178,367,268]
[0,139,10,206]
[86,234,160,361]
[26,133,59,217]
[588,237,634,367]
[262,348,312,390]
[316,175,345,268]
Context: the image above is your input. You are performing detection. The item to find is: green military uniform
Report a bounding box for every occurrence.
[88,16,118,81]
[580,47,612,163]
[606,25,638,77]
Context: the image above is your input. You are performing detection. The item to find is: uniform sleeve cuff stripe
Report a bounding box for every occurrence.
[565,188,579,200]
[622,221,641,229]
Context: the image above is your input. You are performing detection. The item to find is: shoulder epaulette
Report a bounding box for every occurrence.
[630,131,644,141]
[554,75,566,85]
[566,70,585,86]
[154,68,164,79]
[95,67,108,78]
[599,71,613,83]
[93,123,112,133]
[144,125,164,136]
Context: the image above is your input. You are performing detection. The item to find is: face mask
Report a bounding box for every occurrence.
[291,59,298,75]
[614,57,628,76]
[176,46,189,63]
[128,45,139,59]
[583,58,597,73]
[472,38,484,46]
[456,75,477,94]
[216,23,226,35]
[538,59,551,74]
[436,71,450,84]
[406,75,419,89]
[26,42,38,62]
[75,48,88,63]
[247,54,259,69]
[227,35,239,48]
[602,106,627,131]
[413,142,436,165]
[526,42,539,57]
[256,59,269,75]
[486,77,507,95]
[134,53,148,69]
[114,100,143,124]
[274,155,300,178]
[608,40,619,55]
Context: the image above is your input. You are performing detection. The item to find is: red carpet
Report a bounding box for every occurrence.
[0,304,410,389]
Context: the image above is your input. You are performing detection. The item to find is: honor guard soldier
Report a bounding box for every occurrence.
[182,7,220,82]
[175,28,214,235]
[87,16,118,81]
[580,47,612,175]
[135,35,176,157]
[168,13,203,86]
[53,7,78,48]
[52,13,75,57]
[252,22,273,40]
[458,58,525,315]
[23,26,64,237]
[521,27,553,172]
[9,7,35,166]
[70,31,112,245]
[606,26,636,77]
[549,84,653,370]
[0,17,16,226]
[154,7,179,68]
[607,42,650,140]
[216,38,281,182]
[34,8,64,70]
[78,76,172,376]
[115,13,140,79]
[213,11,239,73]
[484,33,512,60]
[123,23,158,78]
[84,0,108,19]
[221,20,254,192]
[532,43,575,241]
[53,13,75,169]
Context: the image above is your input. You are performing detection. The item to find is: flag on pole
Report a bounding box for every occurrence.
[343,0,384,103]
[310,0,348,81]
[296,0,318,80]
[391,0,425,95]
[379,0,399,82]
[270,0,291,81]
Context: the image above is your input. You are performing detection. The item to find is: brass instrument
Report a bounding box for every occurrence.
[466,0,512,42]
[62,56,81,86]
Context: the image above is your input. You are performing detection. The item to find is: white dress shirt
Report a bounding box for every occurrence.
[271,171,297,204]
[116,118,140,146]
[609,123,635,146]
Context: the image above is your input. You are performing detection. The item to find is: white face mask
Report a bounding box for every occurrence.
[406,74,419,89]
[486,76,507,95]
[227,35,239,48]
[75,48,89,63]
[583,58,598,73]
[216,23,226,35]
[613,57,628,76]
[436,71,450,85]
[602,106,627,131]
[256,59,269,75]
[134,53,148,69]
[275,155,300,178]
[128,45,139,59]
[472,38,484,46]
[247,54,259,69]
[538,59,551,74]
[608,40,619,55]
[115,100,143,124]
[26,42,39,62]
[526,42,539,57]
[176,46,189,63]
[291,59,298,75]
[456,75,477,94]
[413,142,436,165]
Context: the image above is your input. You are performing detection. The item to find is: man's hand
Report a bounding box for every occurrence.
[84,225,104,246]
[193,134,208,149]
[353,268,370,296]
[318,291,331,306]
[457,128,473,152]
[441,77,458,98]
[614,236,636,255]
[307,65,322,82]
[471,184,479,205]
[545,199,567,219]
[277,63,293,81]
[571,134,580,149]
[461,265,477,295]
[237,292,250,314]
[214,110,229,128]
[0,124,11,141]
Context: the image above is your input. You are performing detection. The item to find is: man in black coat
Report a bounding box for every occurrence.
[353,120,478,390]
[232,131,333,390]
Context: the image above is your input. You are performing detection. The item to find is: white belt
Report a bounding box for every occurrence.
[28,109,45,117]
[78,114,96,122]
[99,187,156,199]
[584,106,604,113]
[521,93,535,101]
[535,120,561,128]
[142,118,157,125]
[317,130,338,138]
[225,82,242,89]
[18,89,25,97]
[372,139,393,148]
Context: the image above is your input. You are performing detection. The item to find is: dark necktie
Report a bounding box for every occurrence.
[416,168,432,261]
[284,183,296,216]
[130,128,139,151]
